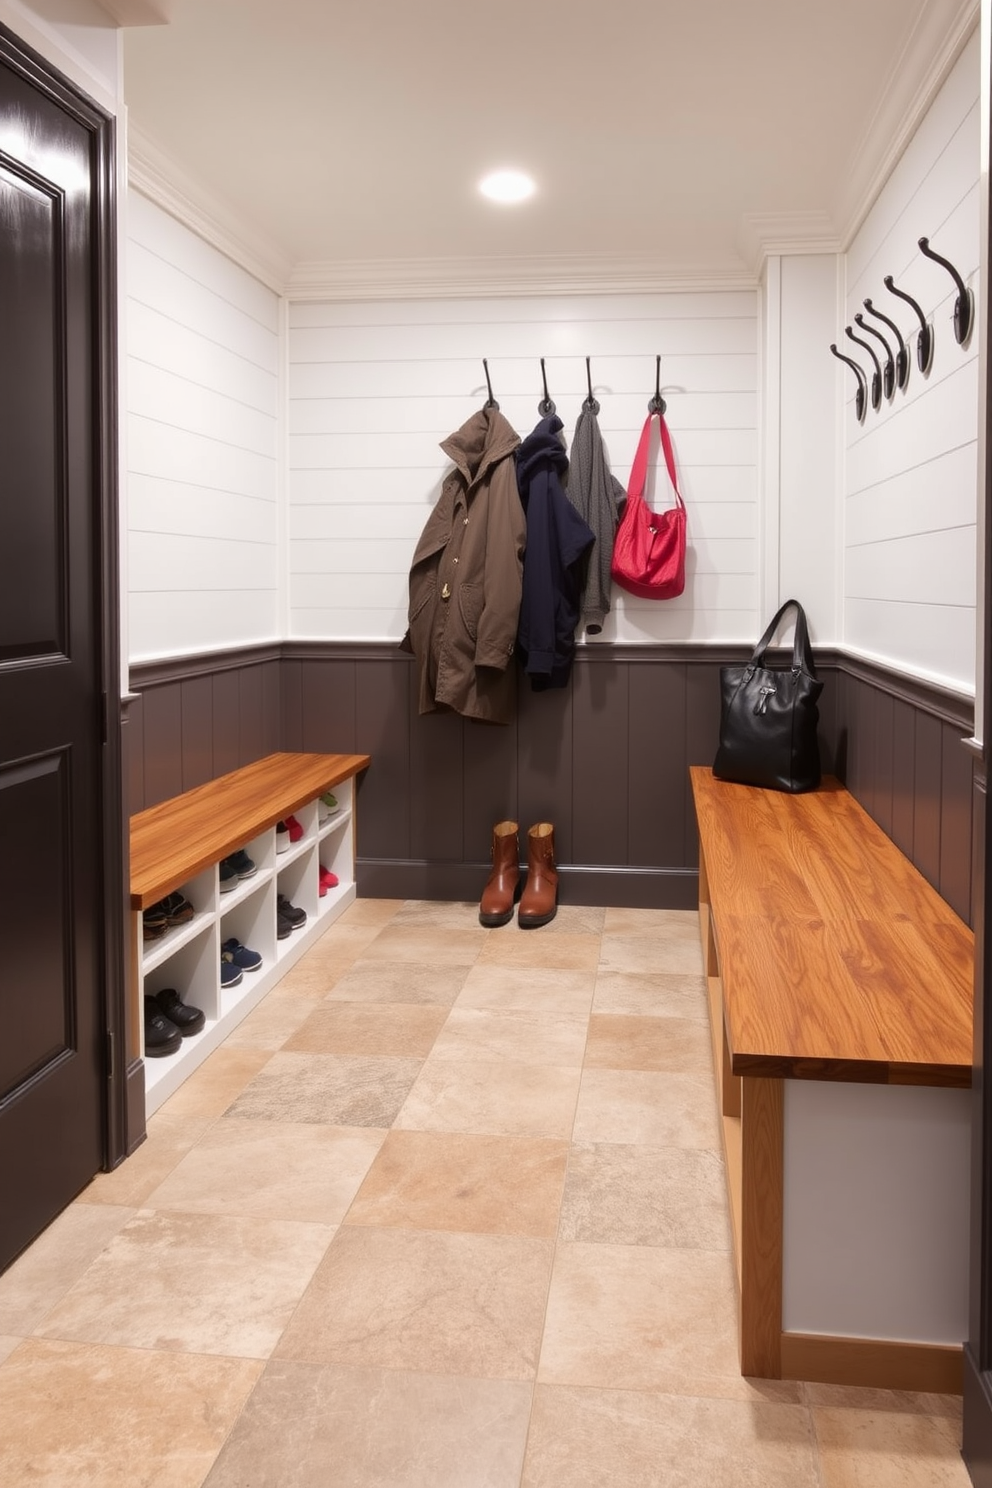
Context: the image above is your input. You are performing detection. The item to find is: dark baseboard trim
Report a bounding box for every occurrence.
[123,1057,146,1158]
[963,1344,992,1484]
[357,858,698,910]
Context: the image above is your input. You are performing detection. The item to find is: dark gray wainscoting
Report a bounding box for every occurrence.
[126,641,976,921]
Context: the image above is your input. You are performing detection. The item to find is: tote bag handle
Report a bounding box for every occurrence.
[627,411,686,514]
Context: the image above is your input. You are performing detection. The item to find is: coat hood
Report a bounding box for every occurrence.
[439,406,520,489]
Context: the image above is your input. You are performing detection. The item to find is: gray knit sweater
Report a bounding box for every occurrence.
[566,405,626,634]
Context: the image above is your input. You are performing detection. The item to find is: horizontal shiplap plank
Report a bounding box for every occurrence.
[288,603,759,645]
[129,416,278,502]
[130,589,280,662]
[845,525,976,609]
[129,474,280,547]
[846,443,978,548]
[288,427,757,472]
[288,391,757,437]
[128,301,279,416]
[290,316,758,364]
[128,360,278,458]
[128,242,280,372]
[843,598,977,693]
[288,291,759,329]
[130,192,279,331]
[129,532,280,593]
[846,357,978,496]
[289,352,758,401]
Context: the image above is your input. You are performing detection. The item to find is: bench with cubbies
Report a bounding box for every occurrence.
[130,751,370,1114]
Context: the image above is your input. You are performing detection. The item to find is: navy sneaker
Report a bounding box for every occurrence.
[222,937,263,973]
[220,958,243,989]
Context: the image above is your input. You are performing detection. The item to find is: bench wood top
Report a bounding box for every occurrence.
[690,766,973,1087]
[130,752,370,909]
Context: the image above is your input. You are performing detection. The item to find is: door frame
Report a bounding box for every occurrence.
[0,22,128,1172]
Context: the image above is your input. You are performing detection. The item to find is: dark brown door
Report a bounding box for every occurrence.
[0,27,122,1270]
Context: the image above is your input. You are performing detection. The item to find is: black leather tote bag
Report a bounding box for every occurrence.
[713,599,822,793]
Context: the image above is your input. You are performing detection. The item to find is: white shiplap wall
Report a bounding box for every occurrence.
[126,192,281,661]
[287,293,758,644]
[843,29,980,693]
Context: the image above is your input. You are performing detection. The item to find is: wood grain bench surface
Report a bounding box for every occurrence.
[689,766,973,1088]
[130,751,370,909]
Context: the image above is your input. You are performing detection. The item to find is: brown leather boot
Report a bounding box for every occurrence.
[479,820,521,927]
[518,822,558,928]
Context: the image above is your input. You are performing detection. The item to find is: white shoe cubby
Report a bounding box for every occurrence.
[138,778,358,1114]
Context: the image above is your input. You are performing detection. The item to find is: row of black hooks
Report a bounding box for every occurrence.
[830,236,973,421]
[482,354,668,418]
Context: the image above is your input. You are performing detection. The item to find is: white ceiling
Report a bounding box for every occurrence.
[119,0,978,294]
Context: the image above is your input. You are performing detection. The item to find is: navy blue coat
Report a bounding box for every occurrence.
[515,415,595,691]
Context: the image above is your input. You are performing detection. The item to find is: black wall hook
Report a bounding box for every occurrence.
[918,236,973,345]
[883,275,934,375]
[863,298,909,392]
[830,344,867,422]
[583,356,600,414]
[845,326,882,411]
[482,359,499,410]
[538,357,556,416]
[854,312,895,400]
[647,355,666,414]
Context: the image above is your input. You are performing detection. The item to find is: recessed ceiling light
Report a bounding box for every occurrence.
[478,169,536,204]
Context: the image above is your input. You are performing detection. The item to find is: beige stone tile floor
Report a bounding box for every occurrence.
[0,898,970,1487]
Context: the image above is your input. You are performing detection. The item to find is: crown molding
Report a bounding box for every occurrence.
[737,212,842,275]
[127,123,292,294]
[835,0,980,248]
[95,0,175,22]
[285,252,757,301]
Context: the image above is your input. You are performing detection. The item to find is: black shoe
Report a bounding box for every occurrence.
[277,894,306,930]
[144,996,182,1057]
[277,910,294,940]
[225,849,257,880]
[155,987,205,1037]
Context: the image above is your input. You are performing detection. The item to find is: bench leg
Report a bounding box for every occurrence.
[739,1076,784,1378]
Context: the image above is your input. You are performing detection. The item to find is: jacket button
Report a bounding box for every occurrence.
[441,583,451,600]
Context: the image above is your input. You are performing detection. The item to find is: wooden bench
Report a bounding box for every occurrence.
[131,751,370,1113]
[690,766,973,1394]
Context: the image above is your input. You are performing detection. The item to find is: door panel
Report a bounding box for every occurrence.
[0,30,117,1270]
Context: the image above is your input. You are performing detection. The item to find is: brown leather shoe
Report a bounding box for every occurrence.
[479,820,521,927]
[518,822,558,928]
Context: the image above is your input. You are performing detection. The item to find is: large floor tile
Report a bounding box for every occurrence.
[603,907,702,939]
[0,1203,134,1337]
[224,1050,423,1125]
[204,1359,532,1488]
[390,900,486,930]
[522,1383,819,1488]
[584,1013,713,1074]
[812,1405,969,1486]
[322,959,473,1006]
[345,1129,569,1237]
[218,994,315,1050]
[431,1007,588,1067]
[359,925,489,964]
[455,962,596,1014]
[35,1209,333,1358]
[395,1056,582,1139]
[0,1336,20,1364]
[284,1001,448,1057]
[76,1113,215,1207]
[155,1048,272,1118]
[477,930,602,972]
[592,969,708,1020]
[559,1143,731,1249]
[337,897,406,926]
[144,1119,386,1223]
[0,1337,261,1488]
[598,932,705,976]
[539,1240,744,1396]
[573,1067,720,1148]
[275,1225,553,1379]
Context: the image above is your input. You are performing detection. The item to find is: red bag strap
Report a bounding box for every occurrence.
[628,412,685,512]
